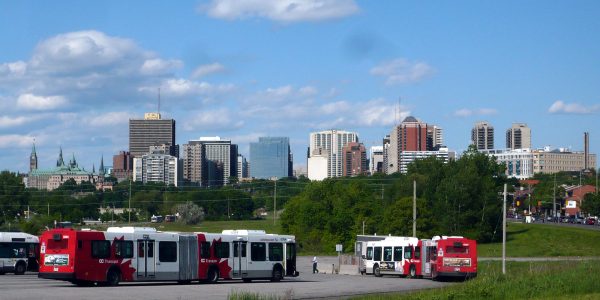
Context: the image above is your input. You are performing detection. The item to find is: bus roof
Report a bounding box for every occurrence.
[0,232,39,243]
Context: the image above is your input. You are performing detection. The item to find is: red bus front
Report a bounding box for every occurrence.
[433,237,477,279]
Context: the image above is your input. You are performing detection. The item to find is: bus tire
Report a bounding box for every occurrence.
[409,265,416,278]
[15,262,26,275]
[206,267,219,284]
[106,269,120,286]
[373,265,382,277]
[271,265,283,282]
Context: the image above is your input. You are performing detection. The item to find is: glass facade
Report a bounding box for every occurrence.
[250,137,292,179]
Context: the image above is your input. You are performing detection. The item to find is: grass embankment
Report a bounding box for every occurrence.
[478,222,600,257]
[354,260,600,300]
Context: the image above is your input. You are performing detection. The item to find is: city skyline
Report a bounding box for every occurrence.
[1,1,599,173]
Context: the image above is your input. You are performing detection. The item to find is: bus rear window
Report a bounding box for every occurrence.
[47,239,68,250]
[446,246,468,254]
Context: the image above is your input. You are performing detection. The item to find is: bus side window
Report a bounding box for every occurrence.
[403,246,413,259]
[366,247,373,260]
[91,241,110,259]
[250,242,266,261]
[200,242,211,259]
[269,243,283,261]
[234,242,247,258]
[383,247,392,261]
[393,247,402,261]
[414,246,421,259]
[373,247,382,261]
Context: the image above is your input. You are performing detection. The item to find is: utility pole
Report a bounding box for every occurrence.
[273,179,277,226]
[128,178,132,224]
[381,184,384,200]
[413,180,416,238]
[502,184,507,275]
[362,220,365,235]
[228,197,230,219]
[553,173,557,221]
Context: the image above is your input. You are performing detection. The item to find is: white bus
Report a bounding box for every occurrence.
[39,227,298,285]
[0,232,40,275]
[362,236,422,278]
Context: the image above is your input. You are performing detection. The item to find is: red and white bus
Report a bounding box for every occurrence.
[361,235,477,280]
[421,236,477,280]
[362,236,423,278]
[38,227,298,286]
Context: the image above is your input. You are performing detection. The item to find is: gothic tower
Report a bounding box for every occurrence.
[29,143,38,172]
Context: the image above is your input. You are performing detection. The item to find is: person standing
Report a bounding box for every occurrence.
[312,256,319,273]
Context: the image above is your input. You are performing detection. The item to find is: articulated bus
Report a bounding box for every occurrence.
[361,235,477,280]
[38,227,298,286]
[0,232,39,274]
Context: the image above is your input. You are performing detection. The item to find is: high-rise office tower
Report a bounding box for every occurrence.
[369,146,384,174]
[426,125,444,150]
[250,137,292,179]
[472,121,494,150]
[237,154,249,179]
[129,112,176,158]
[182,137,237,186]
[506,123,531,150]
[342,142,367,176]
[387,116,430,174]
[308,130,358,179]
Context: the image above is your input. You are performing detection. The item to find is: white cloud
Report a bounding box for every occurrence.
[0,134,35,148]
[320,101,350,114]
[453,108,497,117]
[182,108,244,131]
[202,0,359,23]
[370,58,435,85]
[139,78,235,98]
[0,116,31,128]
[87,112,133,127]
[0,61,27,76]
[548,100,600,114]
[29,30,142,74]
[17,94,68,111]
[191,63,225,78]
[140,58,183,75]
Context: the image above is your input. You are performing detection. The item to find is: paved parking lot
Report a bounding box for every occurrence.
[0,257,451,300]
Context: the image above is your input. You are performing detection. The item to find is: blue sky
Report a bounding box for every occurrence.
[1,0,599,173]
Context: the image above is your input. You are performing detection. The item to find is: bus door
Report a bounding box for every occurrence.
[285,243,297,276]
[137,239,155,279]
[420,240,434,277]
[232,240,247,279]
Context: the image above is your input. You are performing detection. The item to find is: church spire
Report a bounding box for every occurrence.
[57,147,64,167]
[99,155,105,176]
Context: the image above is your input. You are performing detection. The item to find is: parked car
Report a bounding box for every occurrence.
[575,217,585,224]
[585,218,596,225]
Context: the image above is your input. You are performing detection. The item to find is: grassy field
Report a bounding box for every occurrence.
[477,222,600,257]
[353,260,600,300]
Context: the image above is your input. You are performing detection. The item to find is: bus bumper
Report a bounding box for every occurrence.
[38,272,76,281]
[437,271,477,279]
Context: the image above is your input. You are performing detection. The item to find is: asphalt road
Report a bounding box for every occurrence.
[0,256,451,300]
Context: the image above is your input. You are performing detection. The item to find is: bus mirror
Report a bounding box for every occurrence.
[53,234,62,241]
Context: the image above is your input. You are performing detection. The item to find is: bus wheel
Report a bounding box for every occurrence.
[106,269,120,286]
[409,265,416,278]
[15,262,26,275]
[271,266,283,282]
[207,267,219,284]
[373,265,382,277]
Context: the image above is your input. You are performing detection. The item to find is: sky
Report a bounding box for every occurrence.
[1,0,599,173]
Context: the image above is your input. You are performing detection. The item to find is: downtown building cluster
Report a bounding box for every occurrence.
[24,110,597,190]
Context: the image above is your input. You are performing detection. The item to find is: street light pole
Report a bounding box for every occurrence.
[502,183,507,275]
